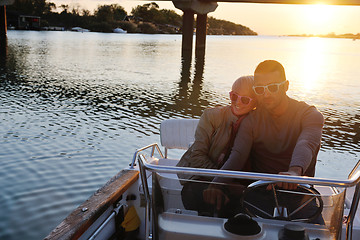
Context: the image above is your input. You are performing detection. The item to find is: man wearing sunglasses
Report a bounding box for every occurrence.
[205,60,324,210]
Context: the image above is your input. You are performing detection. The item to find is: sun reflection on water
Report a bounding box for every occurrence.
[298,37,328,93]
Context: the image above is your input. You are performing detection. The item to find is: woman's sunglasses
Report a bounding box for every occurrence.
[252,80,287,95]
[229,91,254,105]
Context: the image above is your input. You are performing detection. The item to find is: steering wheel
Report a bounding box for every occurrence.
[240,180,323,223]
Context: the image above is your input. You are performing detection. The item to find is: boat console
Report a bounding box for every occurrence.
[157,211,332,239]
[133,147,360,240]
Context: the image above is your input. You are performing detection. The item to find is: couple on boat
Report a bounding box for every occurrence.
[177,60,324,220]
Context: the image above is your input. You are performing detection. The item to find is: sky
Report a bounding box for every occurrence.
[51,0,360,35]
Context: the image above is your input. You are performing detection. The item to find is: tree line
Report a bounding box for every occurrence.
[7,0,257,35]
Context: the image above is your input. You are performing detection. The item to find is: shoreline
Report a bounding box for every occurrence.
[286,33,360,40]
[6,29,360,40]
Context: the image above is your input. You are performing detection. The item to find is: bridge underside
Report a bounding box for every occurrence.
[171,0,360,5]
[172,0,360,60]
[1,0,360,55]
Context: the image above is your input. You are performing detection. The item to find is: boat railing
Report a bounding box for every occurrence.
[130,143,164,169]
[133,143,360,240]
[139,153,360,188]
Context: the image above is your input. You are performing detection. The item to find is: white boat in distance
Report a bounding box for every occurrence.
[45,118,360,240]
[113,28,127,33]
[71,27,90,32]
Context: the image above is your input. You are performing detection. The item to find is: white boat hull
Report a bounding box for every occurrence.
[45,119,360,240]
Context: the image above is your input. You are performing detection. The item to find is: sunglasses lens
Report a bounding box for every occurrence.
[268,84,279,93]
[254,87,264,95]
[230,93,238,102]
[241,97,250,105]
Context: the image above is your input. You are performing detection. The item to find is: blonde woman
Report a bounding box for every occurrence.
[177,75,256,217]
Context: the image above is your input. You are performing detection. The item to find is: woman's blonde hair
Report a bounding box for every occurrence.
[232,75,255,97]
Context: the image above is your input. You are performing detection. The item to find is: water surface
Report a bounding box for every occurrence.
[0,31,359,239]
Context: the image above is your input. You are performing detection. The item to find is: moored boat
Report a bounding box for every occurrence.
[71,27,90,32]
[113,28,127,34]
[45,118,360,240]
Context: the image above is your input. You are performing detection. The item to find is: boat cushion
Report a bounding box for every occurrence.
[160,119,199,150]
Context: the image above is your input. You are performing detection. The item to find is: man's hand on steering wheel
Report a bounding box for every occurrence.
[203,184,229,210]
[241,178,324,222]
[266,166,303,190]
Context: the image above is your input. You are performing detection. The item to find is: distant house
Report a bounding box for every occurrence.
[18,15,41,30]
[6,11,41,30]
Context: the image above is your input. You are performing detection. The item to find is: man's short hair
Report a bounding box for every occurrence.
[254,60,286,81]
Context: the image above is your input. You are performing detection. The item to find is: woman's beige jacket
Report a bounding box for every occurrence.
[176,105,239,181]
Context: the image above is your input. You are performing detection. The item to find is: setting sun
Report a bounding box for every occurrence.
[302,4,336,30]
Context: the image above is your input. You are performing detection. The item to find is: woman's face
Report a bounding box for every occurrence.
[230,86,256,116]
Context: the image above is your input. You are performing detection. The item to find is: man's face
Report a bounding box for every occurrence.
[254,71,288,112]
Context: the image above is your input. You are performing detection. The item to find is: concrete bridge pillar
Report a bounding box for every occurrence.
[173,0,218,57]
[181,10,194,54]
[196,14,207,54]
[0,5,7,58]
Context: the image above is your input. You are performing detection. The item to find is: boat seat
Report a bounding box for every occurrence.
[154,158,184,210]
[141,119,200,220]
[160,118,199,158]
[153,118,199,210]
[139,156,185,211]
